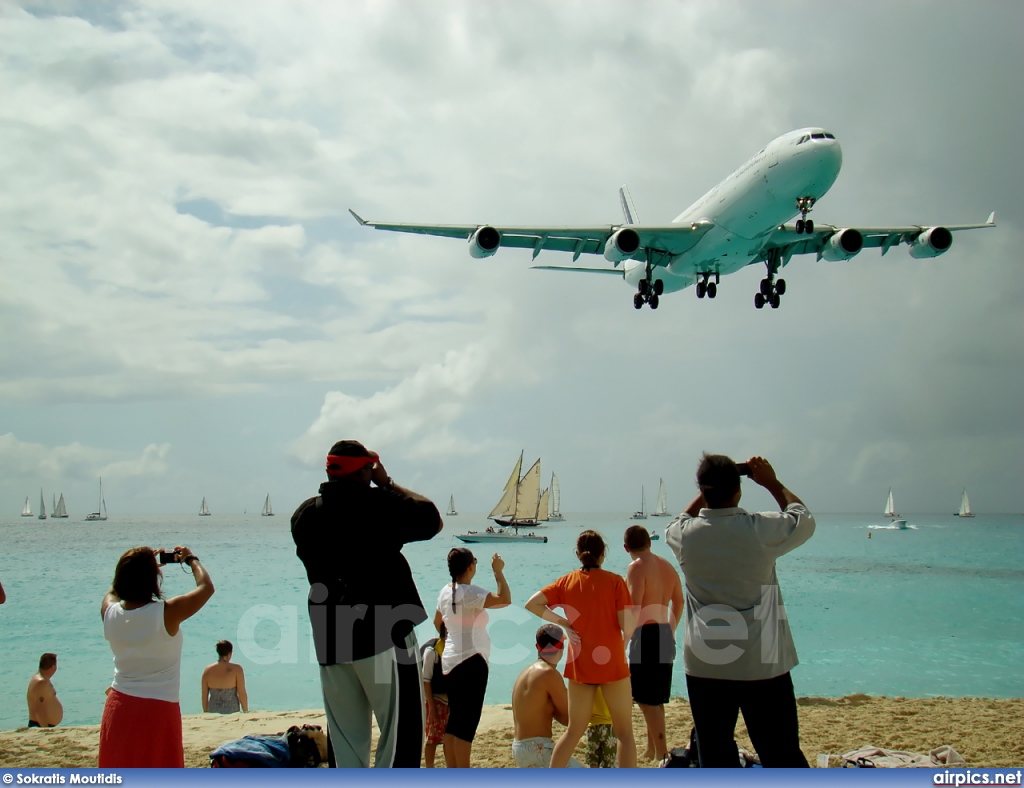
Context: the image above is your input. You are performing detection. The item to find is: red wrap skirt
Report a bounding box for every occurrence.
[98,688,184,768]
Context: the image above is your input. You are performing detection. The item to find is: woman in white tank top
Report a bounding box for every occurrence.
[98,545,215,768]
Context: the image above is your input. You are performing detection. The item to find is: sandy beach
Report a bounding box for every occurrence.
[2,696,1022,768]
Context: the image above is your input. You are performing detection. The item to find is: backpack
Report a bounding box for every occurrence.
[660,728,700,768]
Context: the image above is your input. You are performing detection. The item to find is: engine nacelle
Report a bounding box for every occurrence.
[908,226,953,259]
[603,227,641,263]
[820,228,864,261]
[468,226,500,259]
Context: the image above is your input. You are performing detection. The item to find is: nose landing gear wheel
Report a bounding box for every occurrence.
[696,281,707,299]
[707,282,717,299]
[804,220,813,233]
[796,219,805,234]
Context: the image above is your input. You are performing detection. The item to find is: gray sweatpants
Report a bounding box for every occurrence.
[319,631,425,768]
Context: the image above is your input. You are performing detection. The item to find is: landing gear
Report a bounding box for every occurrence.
[755,249,786,310]
[695,272,719,300]
[794,197,816,234]
[634,293,644,310]
[634,267,664,310]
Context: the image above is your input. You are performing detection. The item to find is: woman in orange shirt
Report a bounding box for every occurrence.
[525,530,637,768]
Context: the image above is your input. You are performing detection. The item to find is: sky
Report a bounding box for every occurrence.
[1,0,1022,518]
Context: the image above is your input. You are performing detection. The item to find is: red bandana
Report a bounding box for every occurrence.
[326,452,378,477]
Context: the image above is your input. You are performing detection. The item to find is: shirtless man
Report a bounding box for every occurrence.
[27,653,63,728]
[510,624,583,768]
[624,524,683,761]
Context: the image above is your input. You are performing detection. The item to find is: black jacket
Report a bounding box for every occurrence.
[291,479,441,663]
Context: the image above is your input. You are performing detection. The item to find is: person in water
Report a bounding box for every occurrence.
[202,640,249,713]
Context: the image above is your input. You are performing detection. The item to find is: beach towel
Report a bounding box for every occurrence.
[841,745,966,768]
[210,725,327,768]
[98,688,183,768]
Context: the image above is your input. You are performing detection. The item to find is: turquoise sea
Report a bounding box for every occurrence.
[1,511,1022,730]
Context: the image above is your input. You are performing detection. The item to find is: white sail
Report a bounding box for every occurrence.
[652,478,669,516]
[86,477,108,520]
[488,452,523,518]
[446,495,458,516]
[53,494,68,518]
[958,489,974,517]
[549,473,565,520]
[514,459,542,521]
[199,496,211,516]
[38,488,47,520]
[538,488,550,521]
[21,496,32,517]
[883,489,897,518]
[261,494,274,516]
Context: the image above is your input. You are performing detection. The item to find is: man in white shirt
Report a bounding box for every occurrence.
[665,454,814,768]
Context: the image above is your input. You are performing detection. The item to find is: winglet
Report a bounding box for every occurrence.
[986,211,996,226]
[348,209,368,226]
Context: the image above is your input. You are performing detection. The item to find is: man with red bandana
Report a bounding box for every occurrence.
[291,439,442,768]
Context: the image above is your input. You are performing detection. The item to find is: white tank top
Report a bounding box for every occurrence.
[103,600,183,703]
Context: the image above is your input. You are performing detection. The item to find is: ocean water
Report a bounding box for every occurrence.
[1,511,1022,730]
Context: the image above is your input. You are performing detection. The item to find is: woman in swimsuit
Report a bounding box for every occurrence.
[202,640,249,713]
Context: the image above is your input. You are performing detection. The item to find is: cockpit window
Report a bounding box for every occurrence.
[811,132,825,139]
[824,132,835,139]
[797,134,810,144]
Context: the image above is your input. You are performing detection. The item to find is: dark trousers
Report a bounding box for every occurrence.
[685,671,809,768]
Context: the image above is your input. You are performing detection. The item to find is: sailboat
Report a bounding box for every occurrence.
[199,497,211,516]
[632,485,648,519]
[538,487,550,521]
[261,494,274,517]
[446,495,458,516]
[53,493,68,519]
[956,489,975,518]
[85,477,108,521]
[651,478,670,516]
[884,488,907,530]
[38,488,47,520]
[21,497,32,517]
[456,452,547,543]
[548,473,565,521]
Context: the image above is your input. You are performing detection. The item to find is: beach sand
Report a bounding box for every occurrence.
[2,696,1022,768]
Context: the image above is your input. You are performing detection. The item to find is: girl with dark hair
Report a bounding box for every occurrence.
[525,530,637,768]
[433,547,511,767]
[201,639,249,714]
[99,545,214,767]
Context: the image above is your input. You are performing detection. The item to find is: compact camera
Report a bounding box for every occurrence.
[158,550,179,565]
[736,462,752,477]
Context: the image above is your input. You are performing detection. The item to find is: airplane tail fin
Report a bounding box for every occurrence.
[619,186,639,225]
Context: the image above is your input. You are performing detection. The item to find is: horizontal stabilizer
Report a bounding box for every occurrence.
[531,265,624,276]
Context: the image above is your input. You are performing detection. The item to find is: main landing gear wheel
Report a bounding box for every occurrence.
[634,293,644,310]
[760,278,772,297]
[649,293,659,309]
[756,250,785,310]
[770,293,781,309]
[754,292,766,309]
[638,279,650,296]
[653,279,664,296]
[775,278,786,296]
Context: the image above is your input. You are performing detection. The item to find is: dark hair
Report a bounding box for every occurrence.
[535,623,564,651]
[696,452,742,508]
[447,548,475,612]
[576,530,605,570]
[111,547,162,605]
[39,653,57,671]
[438,622,448,640]
[624,524,652,551]
[216,640,233,659]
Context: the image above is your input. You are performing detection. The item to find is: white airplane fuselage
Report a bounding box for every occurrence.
[621,128,843,292]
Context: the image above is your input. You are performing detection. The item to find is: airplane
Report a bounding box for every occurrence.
[349,128,995,311]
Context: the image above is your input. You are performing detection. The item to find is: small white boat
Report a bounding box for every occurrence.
[85,477,108,521]
[199,496,211,516]
[38,488,47,520]
[446,495,458,516]
[650,529,660,541]
[457,526,547,544]
[52,493,69,519]
[548,473,565,521]
[261,494,274,516]
[632,485,648,519]
[955,489,975,518]
[884,488,906,529]
[651,478,670,516]
[21,497,32,517]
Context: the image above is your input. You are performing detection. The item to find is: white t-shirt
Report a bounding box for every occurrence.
[436,582,490,674]
[103,600,183,702]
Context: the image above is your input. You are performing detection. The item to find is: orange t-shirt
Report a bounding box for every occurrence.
[541,568,630,685]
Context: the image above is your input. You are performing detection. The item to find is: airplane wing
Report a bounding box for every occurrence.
[349,209,714,263]
[763,212,996,264]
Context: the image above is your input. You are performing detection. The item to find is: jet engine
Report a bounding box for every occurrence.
[468,226,501,259]
[908,226,953,259]
[603,227,641,263]
[820,228,864,261]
